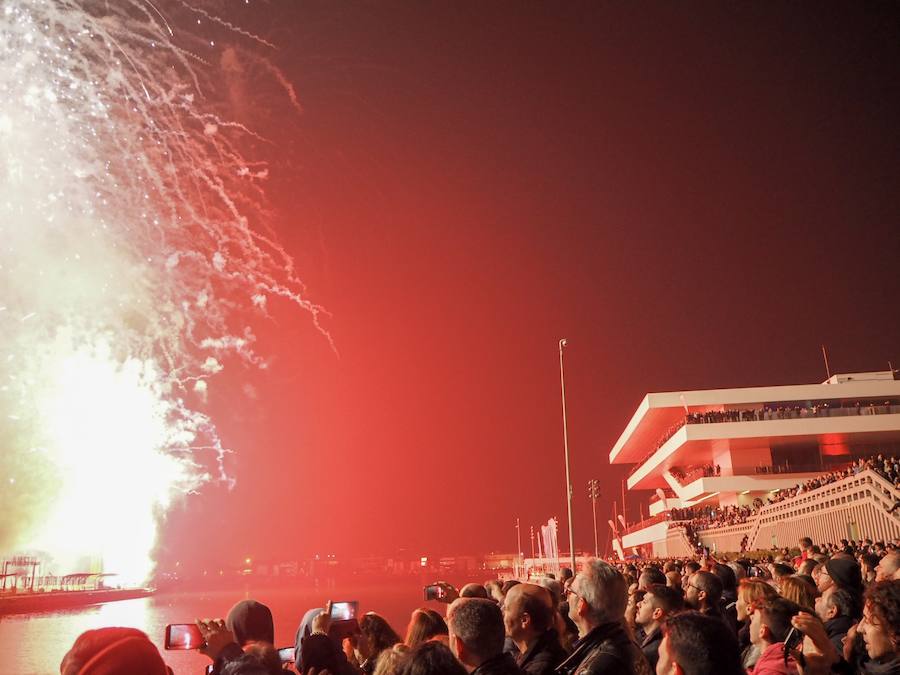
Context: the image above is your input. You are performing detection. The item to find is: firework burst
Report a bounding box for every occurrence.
[0,0,321,584]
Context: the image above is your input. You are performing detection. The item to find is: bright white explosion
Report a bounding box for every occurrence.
[0,0,322,584]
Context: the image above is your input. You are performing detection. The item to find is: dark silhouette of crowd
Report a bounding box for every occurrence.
[59,531,900,675]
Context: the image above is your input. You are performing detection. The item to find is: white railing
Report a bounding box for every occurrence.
[664,526,695,558]
[695,469,900,552]
[698,521,755,555]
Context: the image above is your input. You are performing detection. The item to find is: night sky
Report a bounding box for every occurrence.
[157,1,900,569]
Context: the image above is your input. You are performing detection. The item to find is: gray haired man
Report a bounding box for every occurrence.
[556,560,652,675]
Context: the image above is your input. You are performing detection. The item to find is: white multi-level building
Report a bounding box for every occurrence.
[609,371,900,557]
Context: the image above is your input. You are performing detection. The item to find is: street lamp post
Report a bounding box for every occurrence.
[559,338,577,572]
[588,479,600,557]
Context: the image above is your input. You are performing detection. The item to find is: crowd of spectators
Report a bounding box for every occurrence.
[669,464,720,484]
[686,401,900,425]
[631,402,899,478]
[766,455,899,505]
[665,453,900,533]
[52,446,899,675]
[691,504,756,531]
[60,535,900,675]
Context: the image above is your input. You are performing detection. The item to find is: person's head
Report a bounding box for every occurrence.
[825,557,863,593]
[712,564,736,596]
[860,553,881,581]
[226,600,275,647]
[875,551,900,582]
[400,641,466,675]
[684,571,722,612]
[656,611,743,675]
[736,578,777,622]
[459,583,489,599]
[858,580,900,662]
[60,627,170,675]
[726,562,746,583]
[358,613,402,661]
[683,561,701,579]
[771,563,794,589]
[635,584,684,633]
[665,571,682,590]
[501,583,554,646]
[501,579,521,598]
[559,567,574,584]
[221,644,283,675]
[813,562,832,593]
[799,537,813,551]
[626,589,646,627]
[639,567,667,591]
[797,559,817,577]
[301,634,339,675]
[535,577,563,607]
[484,580,504,603]
[749,597,801,648]
[815,587,854,624]
[779,576,817,612]
[566,559,627,636]
[405,609,448,649]
[374,645,410,675]
[447,598,505,671]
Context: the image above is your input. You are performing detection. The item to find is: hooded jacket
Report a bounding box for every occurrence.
[227,600,275,646]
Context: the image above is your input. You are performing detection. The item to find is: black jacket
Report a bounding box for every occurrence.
[474,652,523,675]
[825,615,854,656]
[738,619,751,651]
[721,595,739,636]
[639,627,662,672]
[554,622,652,675]
[518,630,568,675]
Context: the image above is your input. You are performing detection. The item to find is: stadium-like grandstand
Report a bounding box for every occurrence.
[609,370,900,557]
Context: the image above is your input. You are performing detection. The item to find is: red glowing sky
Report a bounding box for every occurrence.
[158,2,900,568]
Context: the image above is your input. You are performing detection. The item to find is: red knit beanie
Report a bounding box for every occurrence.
[61,627,169,675]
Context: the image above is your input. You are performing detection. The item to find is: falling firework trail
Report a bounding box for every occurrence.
[0,1,325,583]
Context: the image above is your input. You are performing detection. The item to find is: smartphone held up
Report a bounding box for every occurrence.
[424,584,447,601]
[164,623,204,650]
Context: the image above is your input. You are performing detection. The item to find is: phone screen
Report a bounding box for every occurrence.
[424,584,445,601]
[329,601,358,621]
[165,623,204,650]
[278,646,296,663]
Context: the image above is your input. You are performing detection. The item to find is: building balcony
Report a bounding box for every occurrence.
[625,411,900,490]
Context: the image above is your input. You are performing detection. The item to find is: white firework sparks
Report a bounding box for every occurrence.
[0,0,322,584]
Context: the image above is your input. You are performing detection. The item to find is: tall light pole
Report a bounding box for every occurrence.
[559,338,576,572]
[588,479,600,557]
